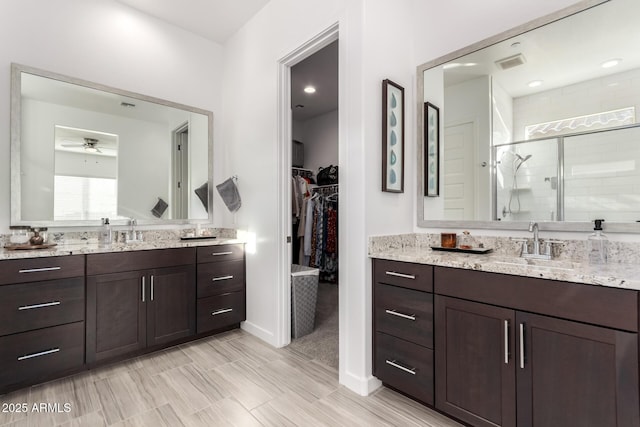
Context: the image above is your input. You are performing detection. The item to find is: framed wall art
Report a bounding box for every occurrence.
[382,79,404,193]
[424,102,439,197]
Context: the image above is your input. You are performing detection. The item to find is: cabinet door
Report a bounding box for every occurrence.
[147,265,196,346]
[435,296,516,427]
[516,312,640,427]
[86,271,146,363]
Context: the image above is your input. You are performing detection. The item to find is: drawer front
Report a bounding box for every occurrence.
[0,255,84,286]
[373,259,433,292]
[0,277,85,336]
[375,332,434,405]
[197,260,245,297]
[197,244,244,264]
[87,247,195,276]
[197,292,245,333]
[0,322,85,391]
[375,283,433,348]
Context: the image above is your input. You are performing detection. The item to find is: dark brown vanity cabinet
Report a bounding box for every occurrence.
[86,248,196,364]
[435,267,640,427]
[372,259,434,405]
[0,255,85,394]
[196,244,246,333]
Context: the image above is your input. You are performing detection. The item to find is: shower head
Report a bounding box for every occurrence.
[514,153,532,172]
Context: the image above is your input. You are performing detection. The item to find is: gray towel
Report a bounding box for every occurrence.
[151,197,168,218]
[216,177,241,212]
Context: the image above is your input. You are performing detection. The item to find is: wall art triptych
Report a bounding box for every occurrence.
[382,79,404,193]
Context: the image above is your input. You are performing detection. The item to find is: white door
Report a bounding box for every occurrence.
[444,122,475,220]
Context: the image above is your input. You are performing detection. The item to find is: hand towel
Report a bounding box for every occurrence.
[151,197,168,218]
[216,177,241,212]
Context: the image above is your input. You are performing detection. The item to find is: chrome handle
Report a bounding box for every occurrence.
[18,301,61,311]
[18,267,61,274]
[212,251,233,256]
[385,309,416,321]
[18,348,60,361]
[212,275,234,282]
[385,271,416,280]
[150,275,154,301]
[504,320,509,364]
[141,276,146,303]
[211,308,233,316]
[520,323,526,369]
[385,359,416,375]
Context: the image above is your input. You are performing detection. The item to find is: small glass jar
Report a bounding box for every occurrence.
[458,230,473,250]
[9,226,30,245]
[441,233,457,248]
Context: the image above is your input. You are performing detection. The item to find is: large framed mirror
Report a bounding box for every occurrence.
[417,0,640,232]
[11,64,213,227]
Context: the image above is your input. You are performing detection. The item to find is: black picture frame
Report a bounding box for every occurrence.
[382,79,404,193]
[424,102,440,197]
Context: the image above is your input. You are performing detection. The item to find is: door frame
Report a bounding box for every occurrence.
[275,24,339,348]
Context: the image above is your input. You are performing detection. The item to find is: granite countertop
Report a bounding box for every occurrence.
[369,247,640,291]
[0,238,245,260]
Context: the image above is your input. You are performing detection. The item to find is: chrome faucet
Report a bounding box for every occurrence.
[528,221,540,256]
[518,221,559,260]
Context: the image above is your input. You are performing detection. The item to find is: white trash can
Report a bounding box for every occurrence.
[291,264,320,339]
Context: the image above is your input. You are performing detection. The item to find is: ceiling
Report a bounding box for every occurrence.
[291,41,339,121]
[443,0,640,98]
[115,0,271,43]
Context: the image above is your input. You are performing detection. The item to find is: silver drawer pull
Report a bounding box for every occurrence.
[385,359,416,375]
[212,251,233,256]
[18,348,60,361]
[385,271,416,280]
[18,267,61,274]
[18,301,61,311]
[385,309,416,321]
[212,275,234,282]
[211,308,233,316]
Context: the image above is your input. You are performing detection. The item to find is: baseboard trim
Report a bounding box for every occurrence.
[340,370,382,396]
[241,320,278,347]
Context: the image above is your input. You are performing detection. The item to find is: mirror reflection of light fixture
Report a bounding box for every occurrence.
[601,58,622,68]
[84,138,100,153]
[528,80,543,88]
[303,86,316,94]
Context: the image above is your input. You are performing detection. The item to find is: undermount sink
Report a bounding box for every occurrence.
[492,257,584,271]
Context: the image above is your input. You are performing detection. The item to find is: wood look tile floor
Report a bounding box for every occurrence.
[0,330,461,427]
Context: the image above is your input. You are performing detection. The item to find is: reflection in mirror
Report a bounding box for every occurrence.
[12,64,213,226]
[418,0,640,231]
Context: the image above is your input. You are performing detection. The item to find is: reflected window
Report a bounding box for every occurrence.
[54,176,118,220]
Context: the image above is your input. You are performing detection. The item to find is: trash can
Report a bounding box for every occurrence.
[291,264,319,339]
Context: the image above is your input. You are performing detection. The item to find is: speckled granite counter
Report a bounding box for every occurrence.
[0,237,244,260]
[369,233,640,291]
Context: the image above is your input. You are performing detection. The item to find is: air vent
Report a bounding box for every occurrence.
[495,53,526,70]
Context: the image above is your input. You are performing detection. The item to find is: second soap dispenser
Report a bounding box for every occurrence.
[587,219,607,264]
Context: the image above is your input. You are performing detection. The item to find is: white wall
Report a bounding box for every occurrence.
[295,109,339,173]
[0,0,227,232]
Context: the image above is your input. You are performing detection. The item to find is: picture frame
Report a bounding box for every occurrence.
[424,102,440,197]
[382,79,404,193]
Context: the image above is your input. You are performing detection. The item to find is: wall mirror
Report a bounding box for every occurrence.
[417,0,640,232]
[11,64,213,227]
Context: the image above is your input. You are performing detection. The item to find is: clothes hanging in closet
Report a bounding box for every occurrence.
[305,185,338,283]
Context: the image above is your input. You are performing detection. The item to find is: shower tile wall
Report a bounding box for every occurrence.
[504,67,640,222]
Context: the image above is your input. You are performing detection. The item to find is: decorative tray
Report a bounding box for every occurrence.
[4,243,58,251]
[430,246,493,254]
[180,236,217,241]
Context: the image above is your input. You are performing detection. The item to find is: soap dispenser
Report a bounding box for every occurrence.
[587,219,607,264]
[100,217,112,247]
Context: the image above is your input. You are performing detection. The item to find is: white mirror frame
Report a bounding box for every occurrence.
[11,63,214,227]
[416,0,640,233]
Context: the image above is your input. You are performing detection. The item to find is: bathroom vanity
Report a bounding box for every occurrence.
[372,250,640,427]
[0,240,245,394]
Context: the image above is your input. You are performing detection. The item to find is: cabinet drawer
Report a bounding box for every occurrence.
[87,247,195,275]
[0,322,84,391]
[197,244,244,264]
[373,259,433,292]
[0,255,84,286]
[0,277,85,336]
[197,260,245,297]
[197,292,245,333]
[375,283,433,348]
[375,332,434,405]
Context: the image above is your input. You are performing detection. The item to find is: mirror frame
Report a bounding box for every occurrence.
[11,63,214,227]
[415,0,640,233]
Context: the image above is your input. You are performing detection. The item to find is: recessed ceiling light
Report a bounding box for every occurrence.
[601,58,622,69]
[304,86,316,94]
[463,63,477,67]
[528,80,543,88]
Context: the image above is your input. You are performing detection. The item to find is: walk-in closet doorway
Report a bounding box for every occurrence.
[276,25,340,371]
